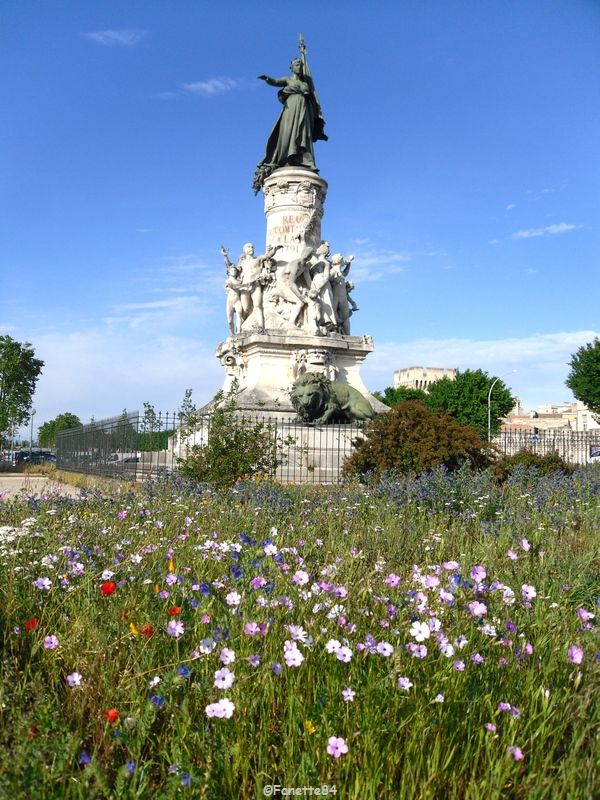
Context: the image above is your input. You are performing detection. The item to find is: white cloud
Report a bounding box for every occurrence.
[182,78,237,96]
[361,330,599,410]
[22,327,222,433]
[512,222,579,239]
[86,29,147,47]
[505,204,516,211]
[350,249,411,284]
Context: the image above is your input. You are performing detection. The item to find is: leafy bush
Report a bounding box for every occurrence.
[492,449,574,481]
[343,400,491,480]
[177,391,283,489]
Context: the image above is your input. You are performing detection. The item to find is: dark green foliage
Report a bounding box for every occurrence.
[493,449,575,481]
[0,335,44,445]
[38,412,82,447]
[566,338,600,418]
[178,391,281,489]
[373,386,430,407]
[426,369,514,438]
[343,401,491,480]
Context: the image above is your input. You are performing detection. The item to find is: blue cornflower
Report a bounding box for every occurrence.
[79,750,91,766]
[150,694,165,708]
[126,760,136,775]
[177,666,192,679]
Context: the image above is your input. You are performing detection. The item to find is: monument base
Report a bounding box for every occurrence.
[212,330,387,418]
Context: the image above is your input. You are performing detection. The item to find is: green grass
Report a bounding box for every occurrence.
[0,467,598,799]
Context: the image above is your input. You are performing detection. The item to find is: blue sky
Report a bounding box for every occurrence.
[2,0,599,433]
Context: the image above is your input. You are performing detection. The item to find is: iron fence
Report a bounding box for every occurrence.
[56,412,600,485]
[494,429,600,465]
[55,411,366,484]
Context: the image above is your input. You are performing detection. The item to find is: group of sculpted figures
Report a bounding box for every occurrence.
[221,240,358,337]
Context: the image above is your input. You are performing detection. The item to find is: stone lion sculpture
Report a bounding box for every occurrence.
[290,373,375,424]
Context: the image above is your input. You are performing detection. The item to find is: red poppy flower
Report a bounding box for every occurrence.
[140,624,155,638]
[100,581,117,596]
[168,606,181,617]
[28,724,40,741]
[24,617,39,632]
[104,708,120,724]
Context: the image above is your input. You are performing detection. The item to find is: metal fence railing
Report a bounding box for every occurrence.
[56,411,600,485]
[55,411,366,484]
[494,429,600,465]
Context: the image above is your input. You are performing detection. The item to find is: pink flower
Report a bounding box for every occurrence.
[250,576,267,589]
[442,561,460,571]
[507,549,518,561]
[220,647,235,665]
[292,570,309,585]
[327,736,348,758]
[166,620,185,638]
[521,584,537,603]
[205,698,235,719]
[567,645,584,664]
[284,643,304,668]
[520,538,531,552]
[468,601,487,617]
[508,746,524,761]
[385,573,401,587]
[485,723,497,733]
[244,622,260,636]
[225,591,241,607]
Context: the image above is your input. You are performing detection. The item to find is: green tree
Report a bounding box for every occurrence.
[426,369,514,439]
[38,412,82,447]
[343,401,491,480]
[566,338,600,420]
[373,386,430,408]
[0,336,44,445]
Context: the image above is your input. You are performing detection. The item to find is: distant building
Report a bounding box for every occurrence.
[393,366,456,392]
[501,399,599,432]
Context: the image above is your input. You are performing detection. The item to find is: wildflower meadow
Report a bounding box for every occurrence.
[0,465,599,799]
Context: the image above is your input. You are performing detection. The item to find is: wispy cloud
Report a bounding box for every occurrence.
[349,249,411,284]
[182,78,237,96]
[362,330,599,410]
[512,222,579,239]
[86,29,148,47]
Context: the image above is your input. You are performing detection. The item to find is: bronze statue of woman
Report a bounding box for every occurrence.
[253,37,327,193]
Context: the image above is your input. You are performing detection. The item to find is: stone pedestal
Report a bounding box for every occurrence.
[216,330,385,417]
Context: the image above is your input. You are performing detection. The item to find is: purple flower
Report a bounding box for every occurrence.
[336,646,353,663]
[248,654,260,668]
[498,702,511,712]
[284,642,304,667]
[470,565,486,583]
[376,642,394,657]
[220,647,235,665]
[521,584,537,603]
[150,695,165,708]
[66,672,82,687]
[271,662,282,676]
[44,635,59,650]
[166,620,185,638]
[453,660,466,671]
[327,736,348,758]
[397,676,413,691]
[577,608,595,622]
[342,687,355,703]
[126,760,136,774]
[214,667,235,690]
[32,577,52,590]
[508,746,524,761]
[567,645,584,665]
[79,750,91,766]
[485,723,497,733]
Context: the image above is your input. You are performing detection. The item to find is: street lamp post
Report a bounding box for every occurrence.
[487,378,501,443]
[29,408,36,462]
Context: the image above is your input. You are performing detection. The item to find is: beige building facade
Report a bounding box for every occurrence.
[393,366,456,392]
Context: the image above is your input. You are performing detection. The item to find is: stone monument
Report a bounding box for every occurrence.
[215,36,386,421]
